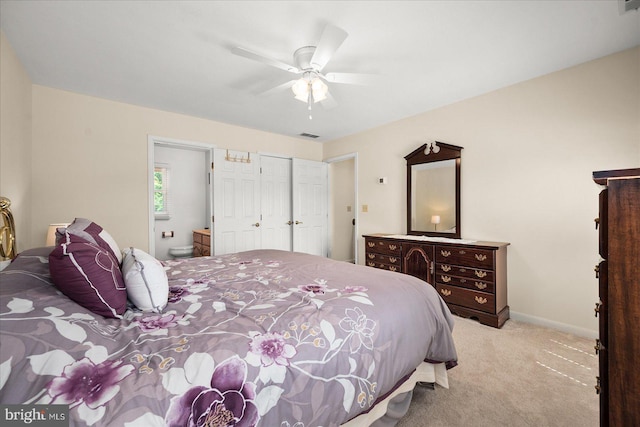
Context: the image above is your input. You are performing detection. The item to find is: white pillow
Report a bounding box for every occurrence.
[121,247,168,312]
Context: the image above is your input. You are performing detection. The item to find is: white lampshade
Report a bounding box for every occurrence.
[292,79,310,102]
[431,215,441,225]
[46,223,70,246]
[310,78,328,103]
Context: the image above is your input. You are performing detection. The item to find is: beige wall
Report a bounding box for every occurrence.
[30,86,322,250]
[0,31,32,253]
[323,47,640,336]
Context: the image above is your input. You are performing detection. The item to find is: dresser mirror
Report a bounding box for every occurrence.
[405,142,463,239]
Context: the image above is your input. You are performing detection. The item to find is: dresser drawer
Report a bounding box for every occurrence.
[366,260,400,273]
[436,245,494,269]
[365,238,402,256]
[436,284,495,313]
[435,272,495,293]
[436,263,494,283]
[366,252,401,266]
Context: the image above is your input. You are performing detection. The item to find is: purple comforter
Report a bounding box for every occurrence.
[0,248,457,426]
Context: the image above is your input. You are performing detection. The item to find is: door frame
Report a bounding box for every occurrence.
[325,152,359,264]
[147,135,215,257]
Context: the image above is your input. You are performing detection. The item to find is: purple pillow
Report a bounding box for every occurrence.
[56,218,122,264]
[49,232,127,318]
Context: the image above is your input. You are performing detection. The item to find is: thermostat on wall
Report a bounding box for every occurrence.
[379,177,387,184]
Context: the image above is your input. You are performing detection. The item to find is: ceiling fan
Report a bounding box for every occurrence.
[231,24,379,119]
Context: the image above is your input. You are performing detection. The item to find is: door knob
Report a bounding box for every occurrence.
[252,223,260,227]
[286,221,293,225]
[295,221,303,225]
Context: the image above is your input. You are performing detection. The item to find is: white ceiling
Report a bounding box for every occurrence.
[1,1,638,143]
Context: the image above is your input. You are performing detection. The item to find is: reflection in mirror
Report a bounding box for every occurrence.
[411,160,456,233]
[405,141,463,239]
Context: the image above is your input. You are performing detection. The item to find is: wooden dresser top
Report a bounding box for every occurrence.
[363,233,509,250]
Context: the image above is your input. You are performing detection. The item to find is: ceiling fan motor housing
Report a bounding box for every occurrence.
[294,46,318,71]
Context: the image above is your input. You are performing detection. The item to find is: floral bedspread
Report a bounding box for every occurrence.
[0,248,457,426]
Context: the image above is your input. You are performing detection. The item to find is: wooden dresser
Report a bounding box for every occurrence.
[593,169,640,427]
[192,229,211,257]
[364,234,509,328]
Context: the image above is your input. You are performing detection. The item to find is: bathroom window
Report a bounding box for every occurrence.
[154,165,170,220]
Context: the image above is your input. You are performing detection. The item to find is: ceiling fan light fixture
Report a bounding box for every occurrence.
[292,72,329,103]
[311,78,328,103]
[292,78,310,102]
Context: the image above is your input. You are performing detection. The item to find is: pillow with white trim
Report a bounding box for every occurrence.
[121,247,168,312]
[57,218,122,264]
[49,232,127,318]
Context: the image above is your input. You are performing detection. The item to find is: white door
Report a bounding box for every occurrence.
[213,149,261,255]
[260,156,293,251]
[292,158,328,256]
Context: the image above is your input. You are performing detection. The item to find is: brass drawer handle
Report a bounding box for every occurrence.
[367,262,375,267]
[594,339,604,355]
[459,268,466,273]
[441,265,451,272]
[474,296,487,304]
[440,289,451,296]
[389,257,397,263]
[368,242,375,248]
[475,254,487,261]
[458,250,466,255]
[389,266,397,272]
[475,282,487,290]
[388,244,397,251]
[594,301,601,317]
[368,253,376,259]
[595,377,601,395]
[441,250,451,257]
[441,275,452,283]
[594,264,600,279]
[474,270,487,278]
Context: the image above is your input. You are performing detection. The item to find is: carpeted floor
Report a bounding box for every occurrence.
[397,316,599,427]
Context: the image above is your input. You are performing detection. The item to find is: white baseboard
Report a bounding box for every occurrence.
[510,311,598,339]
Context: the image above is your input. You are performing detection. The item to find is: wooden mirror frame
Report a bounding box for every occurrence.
[405,141,463,239]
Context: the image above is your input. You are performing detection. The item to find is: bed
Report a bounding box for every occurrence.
[0,236,457,426]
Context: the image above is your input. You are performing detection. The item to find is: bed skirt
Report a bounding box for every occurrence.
[342,362,449,427]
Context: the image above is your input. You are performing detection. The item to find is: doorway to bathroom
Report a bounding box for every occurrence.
[148,136,214,260]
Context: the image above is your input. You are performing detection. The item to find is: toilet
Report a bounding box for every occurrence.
[168,245,194,259]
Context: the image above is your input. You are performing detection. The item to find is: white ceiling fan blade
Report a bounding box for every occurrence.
[259,80,297,97]
[323,72,381,85]
[231,46,300,74]
[310,25,348,71]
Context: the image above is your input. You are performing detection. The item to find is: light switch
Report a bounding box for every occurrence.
[347,205,352,212]
[362,205,368,213]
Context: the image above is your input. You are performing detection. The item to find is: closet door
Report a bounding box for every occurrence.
[260,156,293,251]
[292,159,328,256]
[212,149,261,255]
